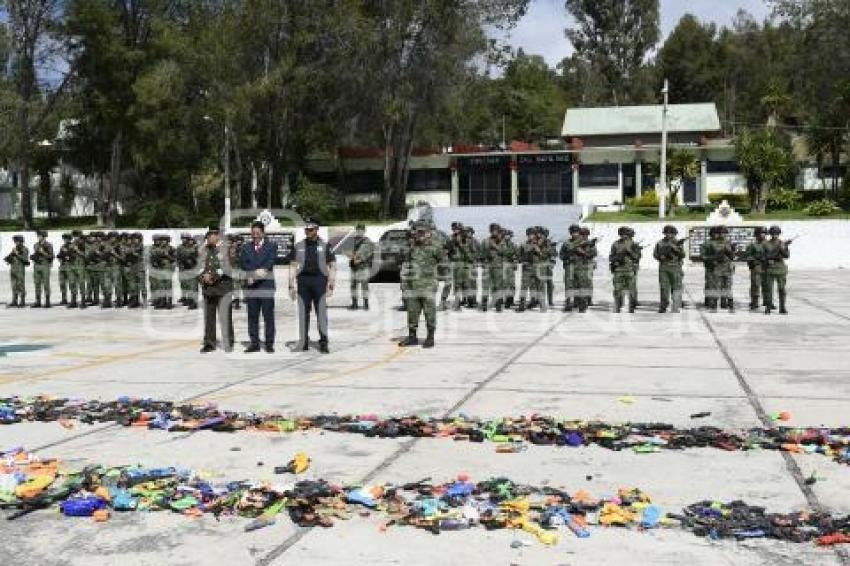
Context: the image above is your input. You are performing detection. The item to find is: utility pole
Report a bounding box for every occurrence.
[224,121,231,231]
[659,79,669,219]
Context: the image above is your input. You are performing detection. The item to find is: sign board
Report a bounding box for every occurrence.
[233,231,295,265]
[688,226,756,262]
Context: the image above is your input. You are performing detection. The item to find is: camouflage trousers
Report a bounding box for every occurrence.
[704,269,733,306]
[350,267,370,300]
[407,287,437,331]
[658,265,683,311]
[86,268,101,302]
[612,270,636,309]
[482,263,508,303]
[9,267,25,298]
[58,265,70,300]
[33,264,51,300]
[179,268,199,302]
[521,264,546,305]
[748,266,763,306]
[763,269,787,308]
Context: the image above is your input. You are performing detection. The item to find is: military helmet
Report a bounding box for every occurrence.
[753,226,766,236]
[568,224,580,234]
[525,227,534,235]
[62,233,72,240]
[541,227,549,237]
[663,225,678,235]
[465,226,475,234]
[489,222,500,232]
[36,229,47,237]
[579,227,590,236]
[618,226,629,236]
[768,225,782,235]
[718,225,729,234]
[451,222,461,231]
[13,235,24,242]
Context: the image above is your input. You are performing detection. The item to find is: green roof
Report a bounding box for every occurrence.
[562,103,721,137]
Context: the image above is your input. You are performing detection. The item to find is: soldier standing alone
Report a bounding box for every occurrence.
[653,225,686,313]
[609,226,640,313]
[30,230,54,308]
[398,222,445,348]
[743,227,767,311]
[4,235,29,307]
[701,226,736,312]
[762,225,791,315]
[348,223,374,310]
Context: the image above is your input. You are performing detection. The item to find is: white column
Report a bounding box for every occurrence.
[572,166,580,204]
[617,162,624,203]
[635,160,643,197]
[450,167,459,206]
[700,159,709,204]
[510,166,518,206]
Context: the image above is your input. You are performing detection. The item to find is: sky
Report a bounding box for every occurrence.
[502,0,773,67]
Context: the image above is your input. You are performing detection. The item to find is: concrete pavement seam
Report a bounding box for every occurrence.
[684,286,849,565]
[255,313,571,566]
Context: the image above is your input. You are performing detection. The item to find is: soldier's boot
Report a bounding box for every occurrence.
[468,297,478,309]
[516,298,526,312]
[44,297,51,308]
[547,289,554,308]
[779,293,788,315]
[495,299,503,313]
[628,296,636,314]
[577,298,588,313]
[764,303,772,315]
[504,297,514,309]
[719,297,728,309]
[363,299,369,311]
[749,298,759,311]
[128,296,139,309]
[398,330,419,347]
[347,299,359,310]
[422,327,435,349]
[658,301,668,313]
[480,298,488,312]
[7,294,17,308]
[614,296,622,313]
[102,298,112,308]
[32,295,42,308]
[68,297,78,308]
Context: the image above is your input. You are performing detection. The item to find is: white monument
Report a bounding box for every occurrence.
[255,209,285,232]
[706,199,743,225]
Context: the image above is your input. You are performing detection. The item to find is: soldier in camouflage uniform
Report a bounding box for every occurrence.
[348,223,375,310]
[439,222,463,310]
[464,226,479,308]
[517,227,547,312]
[627,227,642,306]
[149,235,175,309]
[653,225,686,313]
[762,225,791,315]
[134,233,148,307]
[85,233,102,305]
[30,230,54,308]
[445,225,475,310]
[559,224,582,312]
[540,227,557,307]
[609,226,640,313]
[68,231,87,309]
[502,228,517,309]
[701,225,736,312]
[97,232,116,308]
[398,222,445,349]
[57,233,73,305]
[175,233,200,309]
[573,227,598,313]
[480,223,511,312]
[398,225,414,312]
[228,234,244,310]
[743,227,767,311]
[4,235,29,307]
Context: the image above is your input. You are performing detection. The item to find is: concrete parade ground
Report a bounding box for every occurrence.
[1,267,849,566]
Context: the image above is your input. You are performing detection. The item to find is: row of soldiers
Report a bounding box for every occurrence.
[4,230,251,310]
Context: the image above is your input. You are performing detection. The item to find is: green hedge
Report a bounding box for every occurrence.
[708,193,749,208]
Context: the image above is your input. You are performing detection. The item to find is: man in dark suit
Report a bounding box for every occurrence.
[289,217,336,353]
[241,221,278,352]
[199,226,234,353]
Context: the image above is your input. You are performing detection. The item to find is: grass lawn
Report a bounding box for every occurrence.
[588,210,850,222]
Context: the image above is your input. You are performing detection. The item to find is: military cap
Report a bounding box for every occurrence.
[36,229,47,237]
[579,227,591,236]
[568,224,581,234]
[618,226,629,236]
[12,235,24,242]
[451,222,462,230]
[71,229,83,237]
[753,226,766,236]
[768,225,782,235]
[303,217,320,229]
[663,225,678,235]
[62,233,72,240]
[489,223,500,231]
[355,223,366,231]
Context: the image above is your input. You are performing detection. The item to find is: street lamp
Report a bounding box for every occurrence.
[204,115,231,230]
[659,79,669,219]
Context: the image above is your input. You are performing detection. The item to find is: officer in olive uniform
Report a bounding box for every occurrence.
[348,223,375,310]
[653,225,686,313]
[559,224,581,312]
[609,226,640,313]
[701,226,736,312]
[398,222,445,349]
[175,233,200,309]
[30,230,54,308]
[762,225,791,315]
[199,226,234,352]
[4,235,29,307]
[56,233,73,305]
[743,227,767,311]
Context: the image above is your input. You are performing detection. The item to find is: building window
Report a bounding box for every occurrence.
[339,170,384,194]
[579,164,618,187]
[407,169,450,192]
[458,157,510,206]
[518,168,573,204]
[707,160,739,174]
[818,165,846,179]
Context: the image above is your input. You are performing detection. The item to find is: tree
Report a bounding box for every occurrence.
[665,147,699,217]
[734,127,794,213]
[564,0,659,105]
[1,0,67,228]
[658,14,724,105]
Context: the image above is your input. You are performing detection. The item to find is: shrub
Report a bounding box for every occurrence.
[765,188,803,211]
[135,200,191,228]
[292,179,343,223]
[626,190,659,208]
[804,199,840,217]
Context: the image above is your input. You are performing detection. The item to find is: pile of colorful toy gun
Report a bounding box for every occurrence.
[1,396,849,465]
[2,447,849,546]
